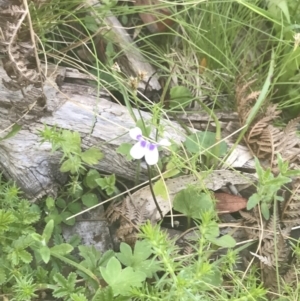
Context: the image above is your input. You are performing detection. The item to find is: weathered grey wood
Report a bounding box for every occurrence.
[0,64,184,199]
[0,64,254,200]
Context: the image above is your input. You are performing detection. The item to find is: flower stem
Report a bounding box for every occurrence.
[147,164,163,219]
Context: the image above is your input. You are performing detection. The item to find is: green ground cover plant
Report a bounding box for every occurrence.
[1,0,300,300]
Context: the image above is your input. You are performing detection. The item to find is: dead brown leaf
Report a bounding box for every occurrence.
[214,192,247,213]
[134,0,174,33]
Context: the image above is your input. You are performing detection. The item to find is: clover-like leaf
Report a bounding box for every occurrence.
[100,257,146,296]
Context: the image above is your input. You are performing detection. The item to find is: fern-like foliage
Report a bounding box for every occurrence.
[106,196,149,246]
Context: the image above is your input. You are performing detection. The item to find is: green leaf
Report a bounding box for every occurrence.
[56,198,66,209]
[247,194,260,210]
[208,235,236,248]
[116,241,159,278]
[51,243,74,255]
[153,179,168,200]
[51,272,85,299]
[100,257,146,296]
[46,197,55,210]
[85,169,101,189]
[184,131,227,155]
[0,123,22,141]
[71,293,88,301]
[60,155,82,174]
[43,219,54,243]
[92,287,114,301]
[68,202,82,214]
[266,176,291,186]
[40,246,51,264]
[163,161,180,179]
[204,221,220,239]
[0,268,6,285]
[81,147,104,165]
[61,211,75,226]
[84,15,99,33]
[261,202,270,220]
[268,0,290,23]
[95,175,116,196]
[79,245,101,270]
[169,86,193,109]
[82,193,98,207]
[0,210,15,233]
[61,130,82,154]
[31,233,43,242]
[116,143,133,161]
[173,188,214,219]
[18,249,33,263]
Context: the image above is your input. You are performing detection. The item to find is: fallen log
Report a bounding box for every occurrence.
[0,64,254,200]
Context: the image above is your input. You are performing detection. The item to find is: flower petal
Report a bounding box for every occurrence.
[129,127,142,140]
[159,138,171,146]
[130,140,147,159]
[145,143,159,165]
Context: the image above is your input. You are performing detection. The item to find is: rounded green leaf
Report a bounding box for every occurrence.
[68,202,82,214]
[61,211,75,226]
[82,193,98,207]
[56,198,66,209]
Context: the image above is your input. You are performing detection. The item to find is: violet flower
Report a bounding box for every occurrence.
[129,127,170,165]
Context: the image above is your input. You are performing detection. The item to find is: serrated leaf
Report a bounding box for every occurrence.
[60,155,82,174]
[61,130,81,154]
[85,169,101,189]
[51,243,73,255]
[81,147,103,165]
[116,143,133,161]
[92,287,114,301]
[208,235,236,248]
[0,268,6,285]
[60,158,73,173]
[43,219,54,243]
[18,249,33,263]
[68,234,81,247]
[100,257,146,296]
[71,293,88,301]
[82,193,98,207]
[0,210,15,232]
[40,246,51,264]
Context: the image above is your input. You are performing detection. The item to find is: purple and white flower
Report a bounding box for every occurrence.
[129,127,171,165]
